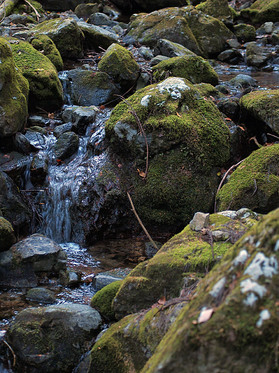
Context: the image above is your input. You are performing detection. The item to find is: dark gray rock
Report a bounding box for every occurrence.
[26,287,56,304]
[0,217,16,252]
[154,39,197,58]
[30,152,48,186]
[229,74,258,89]
[62,105,99,135]
[77,20,119,50]
[246,42,273,67]
[53,131,79,160]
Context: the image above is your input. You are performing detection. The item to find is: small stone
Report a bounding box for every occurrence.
[26,287,56,304]
[189,212,210,231]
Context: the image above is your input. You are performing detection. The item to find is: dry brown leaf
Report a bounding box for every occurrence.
[197,308,214,324]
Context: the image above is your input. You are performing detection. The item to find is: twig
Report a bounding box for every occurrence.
[3,339,16,367]
[267,132,279,141]
[23,0,40,20]
[117,95,149,179]
[214,158,246,213]
[127,191,159,251]
[252,178,257,196]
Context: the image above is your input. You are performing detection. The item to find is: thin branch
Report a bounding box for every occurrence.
[23,0,40,21]
[117,95,149,179]
[214,158,246,213]
[3,339,16,367]
[267,132,279,141]
[127,191,159,251]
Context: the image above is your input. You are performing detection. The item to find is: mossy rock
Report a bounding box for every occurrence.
[30,34,63,71]
[240,0,279,23]
[0,217,16,252]
[91,280,122,320]
[240,89,279,133]
[152,55,219,85]
[88,302,187,373]
[9,38,63,111]
[77,21,119,51]
[234,23,256,42]
[196,0,235,22]
[125,6,235,57]
[98,43,140,89]
[30,17,84,59]
[217,144,279,213]
[14,0,45,18]
[142,207,279,372]
[194,82,224,99]
[106,77,230,228]
[0,37,28,138]
[112,210,259,319]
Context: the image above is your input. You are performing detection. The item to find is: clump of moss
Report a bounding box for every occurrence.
[217,144,279,212]
[234,23,256,42]
[196,0,235,21]
[9,38,63,110]
[240,0,279,23]
[91,280,122,320]
[0,217,16,251]
[30,35,63,71]
[0,37,28,137]
[152,55,219,85]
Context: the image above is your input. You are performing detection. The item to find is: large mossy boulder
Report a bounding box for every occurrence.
[30,34,63,71]
[240,0,279,23]
[87,302,187,373]
[0,37,28,138]
[0,217,16,252]
[98,43,140,90]
[196,0,235,22]
[106,77,230,229]
[6,303,102,372]
[112,209,259,319]
[240,89,279,133]
[142,207,279,372]
[124,7,235,57]
[152,54,219,85]
[30,17,84,59]
[217,144,279,213]
[91,280,122,320]
[0,171,31,236]
[9,38,63,111]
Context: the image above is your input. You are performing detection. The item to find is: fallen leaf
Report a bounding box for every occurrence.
[99,105,106,110]
[197,308,214,324]
[176,112,182,117]
[158,296,166,305]
[48,112,55,119]
[137,169,146,178]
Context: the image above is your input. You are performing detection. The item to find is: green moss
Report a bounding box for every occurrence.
[234,23,256,42]
[152,55,219,85]
[31,35,63,71]
[245,0,279,22]
[8,38,63,110]
[217,144,279,212]
[196,0,235,21]
[0,217,15,250]
[194,82,223,99]
[14,0,44,16]
[0,37,28,137]
[91,280,122,320]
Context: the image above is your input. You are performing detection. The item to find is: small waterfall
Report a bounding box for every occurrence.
[40,109,111,244]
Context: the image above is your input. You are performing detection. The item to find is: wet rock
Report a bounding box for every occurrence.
[124,7,235,57]
[240,89,279,133]
[6,303,102,373]
[141,208,279,373]
[65,69,119,106]
[0,217,16,252]
[217,97,240,120]
[74,3,99,19]
[0,38,28,138]
[77,20,119,50]
[31,17,84,59]
[154,39,197,58]
[271,28,279,45]
[112,210,258,319]
[106,77,230,229]
[0,151,30,184]
[59,269,82,286]
[150,55,169,66]
[53,131,79,160]
[229,73,258,89]
[53,122,73,137]
[246,41,273,67]
[217,144,279,212]
[0,171,31,235]
[9,38,63,111]
[24,130,46,150]
[257,22,274,35]
[30,152,48,186]
[93,268,131,291]
[26,287,56,304]
[138,46,154,60]
[62,105,99,135]
[98,43,140,90]
[217,48,244,63]
[234,23,256,42]
[152,55,219,85]
[30,34,64,71]
[88,12,118,27]
[13,132,33,154]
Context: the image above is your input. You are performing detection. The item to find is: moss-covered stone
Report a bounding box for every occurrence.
[13,0,45,18]
[91,280,122,320]
[240,89,279,133]
[142,207,279,372]
[112,210,259,319]
[217,144,279,213]
[0,216,16,252]
[240,0,279,23]
[234,23,256,42]
[30,17,84,59]
[9,38,63,111]
[30,34,63,71]
[88,301,187,373]
[125,6,235,57]
[106,77,230,229]
[196,0,235,22]
[152,55,219,85]
[98,43,140,89]
[0,37,28,138]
